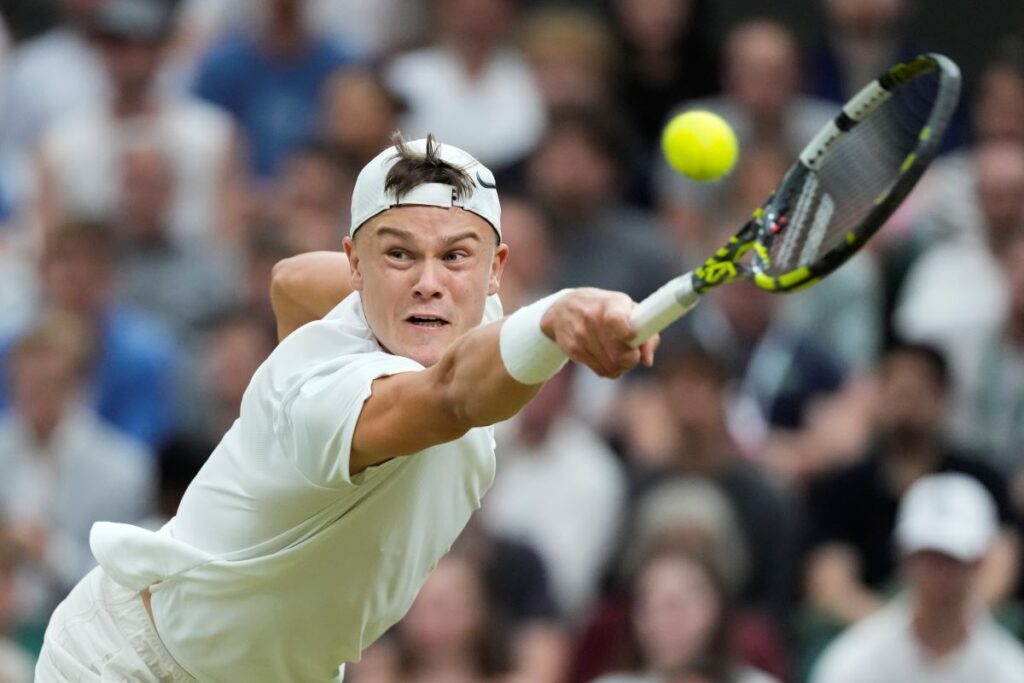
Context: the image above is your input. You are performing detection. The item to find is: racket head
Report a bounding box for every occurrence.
[748,53,962,292]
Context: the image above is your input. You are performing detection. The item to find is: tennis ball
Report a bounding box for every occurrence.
[661,110,739,182]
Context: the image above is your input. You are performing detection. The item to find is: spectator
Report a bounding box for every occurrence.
[455,515,570,683]
[143,435,213,529]
[804,343,1021,630]
[810,474,1024,683]
[0,313,154,630]
[386,0,546,170]
[483,366,627,620]
[241,229,296,322]
[521,8,619,110]
[683,275,844,452]
[607,0,719,148]
[35,0,242,247]
[895,141,1024,433]
[967,237,1024,481]
[654,19,834,226]
[193,0,354,180]
[320,67,406,168]
[525,106,678,303]
[592,549,780,683]
[807,0,914,102]
[271,141,356,254]
[897,38,1024,248]
[0,221,179,448]
[572,480,788,683]
[352,554,520,683]
[0,0,108,214]
[0,529,32,683]
[183,307,277,445]
[494,196,555,313]
[617,348,800,618]
[113,137,240,340]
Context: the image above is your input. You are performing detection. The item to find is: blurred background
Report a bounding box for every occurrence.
[0,1,1023,682]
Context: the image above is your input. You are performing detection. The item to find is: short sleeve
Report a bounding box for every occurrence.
[279,352,422,488]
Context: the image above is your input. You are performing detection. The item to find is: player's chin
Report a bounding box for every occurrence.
[395,329,457,367]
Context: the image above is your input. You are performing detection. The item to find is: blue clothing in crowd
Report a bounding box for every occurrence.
[0,308,178,448]
[193,32,353,179]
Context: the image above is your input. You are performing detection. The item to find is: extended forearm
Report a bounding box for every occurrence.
[434,320,545,429]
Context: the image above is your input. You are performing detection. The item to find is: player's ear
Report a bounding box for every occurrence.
[487,241,509,296]
[343,236,364,291]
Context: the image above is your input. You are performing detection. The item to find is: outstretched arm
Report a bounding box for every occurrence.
[349,289,658,475]
[271,252,353,341]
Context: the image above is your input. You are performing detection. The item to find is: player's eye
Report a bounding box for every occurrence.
[442,251,468,262]
[386,249,410,260]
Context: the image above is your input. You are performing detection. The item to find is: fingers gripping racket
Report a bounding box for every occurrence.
[630,53,962,345]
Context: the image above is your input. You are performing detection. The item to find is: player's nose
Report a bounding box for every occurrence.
[412,260,444,299]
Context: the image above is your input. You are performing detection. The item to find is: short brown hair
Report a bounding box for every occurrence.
[9,310,94,376]
[385,133,475,203]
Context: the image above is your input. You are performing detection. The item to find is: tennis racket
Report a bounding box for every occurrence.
[630,53,961,345]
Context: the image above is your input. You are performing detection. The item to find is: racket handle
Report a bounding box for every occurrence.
[629,273,701,347]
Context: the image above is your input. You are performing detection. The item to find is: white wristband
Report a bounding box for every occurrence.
[499,290,571,385]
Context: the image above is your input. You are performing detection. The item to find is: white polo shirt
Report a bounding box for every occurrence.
[90,293,501,683]
[810,598,1024,683]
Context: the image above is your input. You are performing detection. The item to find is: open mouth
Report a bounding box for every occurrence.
[406,315,450,328]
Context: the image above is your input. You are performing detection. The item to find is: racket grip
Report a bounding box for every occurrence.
[629,273,701,347]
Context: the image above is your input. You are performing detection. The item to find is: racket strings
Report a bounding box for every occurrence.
[766,70,942,273]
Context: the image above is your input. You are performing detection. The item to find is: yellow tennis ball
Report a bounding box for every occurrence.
[661,110,739,182]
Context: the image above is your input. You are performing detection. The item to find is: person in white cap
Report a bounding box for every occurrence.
[34,134,660,683]
[810,473,1024,683]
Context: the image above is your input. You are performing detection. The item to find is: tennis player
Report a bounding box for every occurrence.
[35,135,659,682]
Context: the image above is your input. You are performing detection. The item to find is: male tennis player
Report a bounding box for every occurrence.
[35,135,659,682]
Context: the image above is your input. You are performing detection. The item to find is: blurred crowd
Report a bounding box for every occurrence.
[0,0,1022,681]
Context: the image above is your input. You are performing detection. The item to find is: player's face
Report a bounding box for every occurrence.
[345,207,508,366]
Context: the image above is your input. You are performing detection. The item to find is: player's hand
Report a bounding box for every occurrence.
[540,288,659,378]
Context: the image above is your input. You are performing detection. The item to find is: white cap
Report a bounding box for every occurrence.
[349,138,501,238]
[895,473,997,562]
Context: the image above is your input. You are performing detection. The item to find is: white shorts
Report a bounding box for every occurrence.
[35,567,197,682]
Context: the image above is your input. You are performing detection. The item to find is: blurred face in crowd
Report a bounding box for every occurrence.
[527,126,617,217]
[523,12,616,109]
[119,145,174,242]
[724,22,800,124]
[661,361,726,444]
[515,366,571,445]
[876,351,946,452]
[209,318,276,413]
[321,70,403,164]
[710,280,776,348]
[94,34,165,99]
[346,207,507,367]
[904,550,979,611]
[633,555,724,675]
[497,198,553,309]
[975,143,1024,247]
[614,0,694,54]
[973,65,1024,143]
[438,0,516,53]
[277,150,352,253]
[41,235,114,317]
[825,0,906,35]
[400,556,488,662]
[8,345,82,440]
